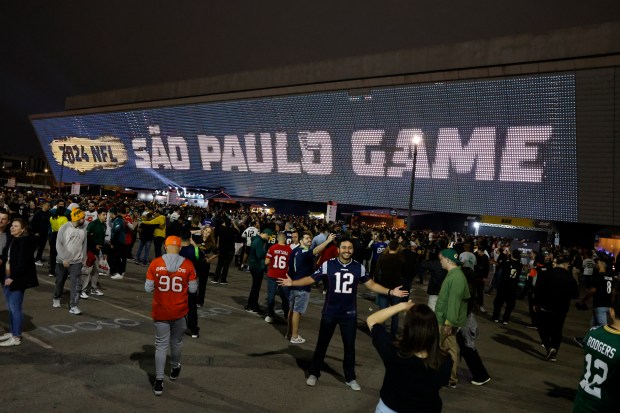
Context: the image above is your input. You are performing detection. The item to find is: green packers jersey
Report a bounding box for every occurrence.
[573,325,620,413]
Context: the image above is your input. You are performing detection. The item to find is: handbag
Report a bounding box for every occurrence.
[98,256,110,275]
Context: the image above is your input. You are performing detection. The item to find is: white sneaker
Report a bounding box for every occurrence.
[35,260,44,266]
[48,273,55,277]
[290,335,306,344]
[90,289,104,296]
[52,298,61,308]
[0,333,13,341]
[69,306,82,315]
[306,375,318,386]
[346,380,362,391]
[479,306,487,313]
[471,377,491,386]
[80,291,89,299]
[264,316,274,323]
[0,336,21,347]
[110,273,124,280]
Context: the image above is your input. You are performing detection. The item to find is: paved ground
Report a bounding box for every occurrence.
[0,258,591,412]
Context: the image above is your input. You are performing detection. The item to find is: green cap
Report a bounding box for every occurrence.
[440,248,461,265]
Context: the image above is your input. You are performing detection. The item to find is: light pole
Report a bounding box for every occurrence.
[44,168,48,188]
[58,144,66,194]
[407,134,422,231]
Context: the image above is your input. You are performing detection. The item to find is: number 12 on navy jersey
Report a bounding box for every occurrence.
[334,271,354,294]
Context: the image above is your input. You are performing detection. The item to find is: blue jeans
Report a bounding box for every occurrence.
[591,307,609,327]
[309,315,357,382]
[266,277,289,317]
[376,294,404,338]
[3,287,25,337]
[136,240,152,263]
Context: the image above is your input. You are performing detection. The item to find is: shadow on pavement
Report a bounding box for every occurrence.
[492,333,544,360]
[130,344,156,383]
[502,326,539,343]
[544,380,577,401]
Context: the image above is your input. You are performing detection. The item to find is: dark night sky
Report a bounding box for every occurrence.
[1,1,619,157]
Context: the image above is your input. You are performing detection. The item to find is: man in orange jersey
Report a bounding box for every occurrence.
[145,236,197,396]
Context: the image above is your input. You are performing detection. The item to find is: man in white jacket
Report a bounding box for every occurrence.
[53,208,88,315]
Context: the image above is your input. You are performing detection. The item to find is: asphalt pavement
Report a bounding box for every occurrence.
[0,257,591,412]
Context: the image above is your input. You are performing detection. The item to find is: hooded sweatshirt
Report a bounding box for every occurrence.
[435,266,471,328]
[56,221,87,264]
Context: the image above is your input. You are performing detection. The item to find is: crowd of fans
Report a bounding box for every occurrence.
[1,187,619,410]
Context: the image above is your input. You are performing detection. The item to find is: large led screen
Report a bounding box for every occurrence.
[31,73,577,221]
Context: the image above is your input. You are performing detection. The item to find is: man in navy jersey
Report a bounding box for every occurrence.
[280,238,409,391]
[368,232,388,278]
[283,222,294,245]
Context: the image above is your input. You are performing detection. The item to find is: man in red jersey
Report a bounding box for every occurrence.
[145,236,197,396]
[264,232,292,323]
[123,206,134,256]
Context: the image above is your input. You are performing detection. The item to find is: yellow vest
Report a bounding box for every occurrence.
[50,216,69,232]
[141,214,166,238]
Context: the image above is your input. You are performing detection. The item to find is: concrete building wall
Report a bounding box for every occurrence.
[65,21,620,112]
[576,69,616,225]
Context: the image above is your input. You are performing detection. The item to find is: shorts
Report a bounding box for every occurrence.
[289,290,310,314]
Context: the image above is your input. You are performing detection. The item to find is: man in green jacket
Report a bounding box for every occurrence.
[245,228,273,313]
[435,248,470,388]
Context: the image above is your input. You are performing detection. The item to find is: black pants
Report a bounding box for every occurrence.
[186,292,199,334]
[125,244,133,266]
[525,279,538,327]
[214,252,233,283]
[247,268,264,310]
[108,241,126,275]
[309,315,357,382]
[486,267,501,293]
[475,278,485,307]
[128,236,137,259]
[197,263,209,306]
[456,331,490,382]
[35,234,47,261]
[234,249,243,267]
[370,260,378,279]
[48,232,59,275]
[492,288,517,322]
[402,278,413,296]
[537,309,566,352]
[153,237,164,258]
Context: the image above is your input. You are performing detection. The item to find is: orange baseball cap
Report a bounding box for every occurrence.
[164,236,182,247]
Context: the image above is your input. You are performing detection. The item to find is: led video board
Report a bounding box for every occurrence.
[31,73,577,221]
